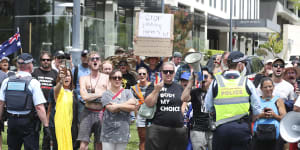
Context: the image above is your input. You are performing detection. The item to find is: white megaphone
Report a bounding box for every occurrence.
[184,52,202,73]
[280,111,300,143]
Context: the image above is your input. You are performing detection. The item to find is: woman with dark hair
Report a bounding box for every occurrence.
[48,67,78,150]
[101,69,136,150]
[252,77,286,150]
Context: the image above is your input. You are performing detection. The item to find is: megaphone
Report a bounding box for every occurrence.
[280,111,300,143]
[184,52,202,73]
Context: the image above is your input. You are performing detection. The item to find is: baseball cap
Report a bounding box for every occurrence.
[228,51,247,63]
[17,53,34,64]
[273,57,285,65]
[264,59,273,65]
[173,52,182,58]
[81,49,89,56]
[54,50,65,57]
[0,57,9,62]
[180,72,190,80]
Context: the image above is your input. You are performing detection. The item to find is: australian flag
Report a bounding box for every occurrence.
[0,30,22,59]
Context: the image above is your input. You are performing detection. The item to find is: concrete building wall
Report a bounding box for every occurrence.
[283,24,300,60]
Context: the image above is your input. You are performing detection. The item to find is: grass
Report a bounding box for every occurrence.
[1,123,139,150]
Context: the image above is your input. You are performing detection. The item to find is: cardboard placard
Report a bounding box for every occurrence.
[134,13,174,57]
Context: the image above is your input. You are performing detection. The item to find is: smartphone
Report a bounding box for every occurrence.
[155,72,161,84]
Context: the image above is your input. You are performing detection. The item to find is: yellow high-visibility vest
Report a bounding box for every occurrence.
[214,74,250,126]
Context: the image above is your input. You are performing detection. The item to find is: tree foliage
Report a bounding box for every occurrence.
[289,0,300,9]
[259,33,283,57]
[256,48,268,57]
[165,6,193,54]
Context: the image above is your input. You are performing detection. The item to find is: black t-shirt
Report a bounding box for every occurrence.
[32,68,58,100]
[122,72,137,89]
[190,88,210,131]
[145,82,184,128]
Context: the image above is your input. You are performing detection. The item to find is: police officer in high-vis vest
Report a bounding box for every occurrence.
[204,51,262,150]
[0,53,51,150]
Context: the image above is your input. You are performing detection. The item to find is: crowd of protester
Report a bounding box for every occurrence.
[0,47,299,150]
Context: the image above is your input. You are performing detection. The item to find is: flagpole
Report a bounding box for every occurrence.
[29,22,32,54]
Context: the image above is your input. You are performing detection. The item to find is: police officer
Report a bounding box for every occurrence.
[204,51,262,150]
[0,53,51,150]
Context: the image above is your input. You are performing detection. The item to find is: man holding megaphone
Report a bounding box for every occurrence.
[204,51,262,150]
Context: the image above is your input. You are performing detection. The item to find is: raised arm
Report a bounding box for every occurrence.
[145,81,163,107]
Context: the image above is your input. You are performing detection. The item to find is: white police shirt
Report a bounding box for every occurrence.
[0,71,46,115]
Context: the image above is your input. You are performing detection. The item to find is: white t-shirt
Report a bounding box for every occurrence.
[257,80,295,101]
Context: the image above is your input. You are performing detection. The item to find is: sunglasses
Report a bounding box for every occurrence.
[203,74,208,79]
[41,59,51,62]
[111,76,122,80]
[273,64,284,68]
[119,63,127,66]
[162,70,174,74]
[139,73,146,76]
[89,57,100,61]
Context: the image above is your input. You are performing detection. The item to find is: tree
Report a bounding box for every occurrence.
[289,0,300,9]
[259,33,283,57]
[256,48,268,58]
[165,6,193,54]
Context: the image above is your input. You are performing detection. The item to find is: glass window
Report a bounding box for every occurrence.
[214,0,216,8]
[225,0,227,12]
[209,0,212,7]
[221,0,223,11]
[234,0,236,16]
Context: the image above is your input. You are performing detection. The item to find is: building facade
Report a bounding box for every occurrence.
[0,0,292,64]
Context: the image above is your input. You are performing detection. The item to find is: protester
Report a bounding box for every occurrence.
[253,59,273,87]
[73,49,90,123]
[0,53,50,149]
[181,68,214,150]
[136,56,163,82]
[144,62,188,150]
[115,47,126,56]
[252,77,286,150]
[118,60,137,89]
[212,54,222,75]
[52,67,78,150]
[179,72,190,88]
[174,48,196,83]
[78,51,109,150]
[0,57,14,77]
[101,69,136,150]
[102,60,113,75]
[204,51,262,150]
[221,51,230,71]
[172,52,182,73]
[32,51,58,150]
[131,67,151,150]
[283,63,300,92]
[52,51,65,72]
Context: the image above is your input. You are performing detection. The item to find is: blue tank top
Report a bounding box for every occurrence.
[253,96,280,139]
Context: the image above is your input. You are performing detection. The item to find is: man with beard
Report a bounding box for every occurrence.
[212,55,222,75]
[32,51,58,150]
[78,51,109,150]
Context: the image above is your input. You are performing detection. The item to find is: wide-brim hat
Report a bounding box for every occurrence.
[144,56,160,65]
[285,63,300,78]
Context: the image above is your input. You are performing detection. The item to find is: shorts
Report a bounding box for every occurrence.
[136,114,146,127]
[77,108,102,143]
